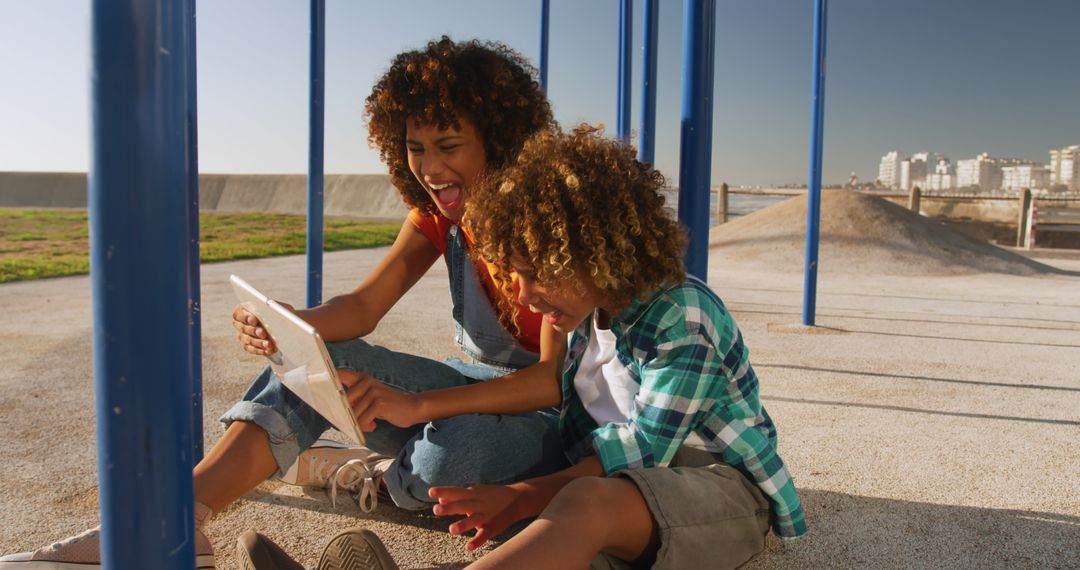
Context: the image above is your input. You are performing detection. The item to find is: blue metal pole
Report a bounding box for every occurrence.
[638,0,658,164]
[617,0,633,143]
[802,0,828,326]
[90,0,196,568]
[186,0,204,462]
[677,0,716,280]
[307,0,325,308]
[539,0,550,94]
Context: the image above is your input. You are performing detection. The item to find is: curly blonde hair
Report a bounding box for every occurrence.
[365,37,555,214]
[466,126,687,326]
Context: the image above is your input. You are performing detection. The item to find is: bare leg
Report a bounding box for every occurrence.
[193,421,279,513]
[467,477,659,570]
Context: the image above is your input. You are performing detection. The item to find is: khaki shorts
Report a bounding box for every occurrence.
[590,449,771,570]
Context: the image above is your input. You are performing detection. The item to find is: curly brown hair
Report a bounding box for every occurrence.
[466,125,687,326]
[365,36,555,214]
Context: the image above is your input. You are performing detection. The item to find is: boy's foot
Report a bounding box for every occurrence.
[0,525,214,569]
[280,438,394,513]
[318,528,399,570]
[235,531,305,570]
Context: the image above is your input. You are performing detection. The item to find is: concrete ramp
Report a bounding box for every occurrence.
[0,172,408,220]
[0,172,88,208]
[324,174,408,219]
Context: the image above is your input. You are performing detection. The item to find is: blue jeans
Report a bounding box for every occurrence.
[220,338,569,510]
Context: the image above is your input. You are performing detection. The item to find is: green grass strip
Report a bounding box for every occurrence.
[0,209,400,284]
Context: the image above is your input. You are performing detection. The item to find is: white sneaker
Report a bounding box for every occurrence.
[280,438,394,512]
[0,526,214,569]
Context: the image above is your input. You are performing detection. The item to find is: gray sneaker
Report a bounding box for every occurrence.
[280,438,394,513]
[318,528,399,570]
[235,531,305,570]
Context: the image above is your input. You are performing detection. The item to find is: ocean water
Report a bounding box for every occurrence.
[659,191,791,226]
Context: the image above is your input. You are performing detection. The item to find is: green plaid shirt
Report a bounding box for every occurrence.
[558,277,808,538]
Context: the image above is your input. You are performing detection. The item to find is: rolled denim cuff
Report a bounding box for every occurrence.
[382,460,431,511]
[220,401,301,478]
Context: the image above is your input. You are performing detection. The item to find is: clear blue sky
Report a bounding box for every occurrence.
[1,0,1077,186]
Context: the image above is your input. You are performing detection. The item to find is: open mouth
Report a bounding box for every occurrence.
[429,182,463,210]
[537,307,562,325]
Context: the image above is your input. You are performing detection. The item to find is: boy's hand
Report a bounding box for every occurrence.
[340,370,424,430]
[429,484,524,551]
[232,304,276,356]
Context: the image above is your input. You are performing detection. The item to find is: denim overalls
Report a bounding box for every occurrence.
[221,224,568,510]
[446,224,538,372]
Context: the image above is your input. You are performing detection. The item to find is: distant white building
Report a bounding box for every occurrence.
[923,158,954,190]
[877,151,904,189]
[1049,145,1079,191]
[899,152,943,191]
[954,153,1030,191]
[1001,164,1050,191]
[957,153,998,191]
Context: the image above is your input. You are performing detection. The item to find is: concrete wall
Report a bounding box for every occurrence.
[0,172,408,220]
[6,173,1077,228]
[0,172,88,208]
[879,195,1020,223]
[877,194,1080,224]
[720,188,1080,225]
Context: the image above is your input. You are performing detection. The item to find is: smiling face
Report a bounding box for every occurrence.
[511,256,607,334]
[405,118,487,222]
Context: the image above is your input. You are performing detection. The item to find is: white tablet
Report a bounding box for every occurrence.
[230,275,365,445]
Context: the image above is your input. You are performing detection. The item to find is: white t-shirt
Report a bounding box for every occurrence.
[573,313,637,426]
[574,311,712,452]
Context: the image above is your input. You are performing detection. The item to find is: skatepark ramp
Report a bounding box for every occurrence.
[0,172,408,220]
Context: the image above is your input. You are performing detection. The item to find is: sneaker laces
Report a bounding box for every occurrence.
[35,527,100,558]
[328,459,383,513]
[194,501,213,531]
[29,519,214,563]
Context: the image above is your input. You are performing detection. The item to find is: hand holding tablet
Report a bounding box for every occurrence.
[230,275,367,445]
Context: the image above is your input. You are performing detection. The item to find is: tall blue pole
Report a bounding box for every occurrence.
[677,0,716,280]
[90,0,196,568]
[617,0,633,143]
[539,0,550,94]
[638,0,658,164]
[307,0,325,308]
[802,0,828,326]
[186,0,204,462]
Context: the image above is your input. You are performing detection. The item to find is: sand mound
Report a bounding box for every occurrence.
[708,190,1053,276]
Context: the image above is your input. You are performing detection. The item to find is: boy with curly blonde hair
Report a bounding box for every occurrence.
[241,126,807,569]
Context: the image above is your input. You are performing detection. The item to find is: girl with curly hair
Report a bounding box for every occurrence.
[0,37,570,570]
[256,126,807,569]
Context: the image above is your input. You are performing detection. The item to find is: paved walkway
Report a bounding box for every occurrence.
[1,248,1077,568]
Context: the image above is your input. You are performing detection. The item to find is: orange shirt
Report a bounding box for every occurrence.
[407,209,543,354]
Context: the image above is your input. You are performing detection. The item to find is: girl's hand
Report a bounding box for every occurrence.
[340,370,424,430]
[429,484,524,551]
[232,304,276,356]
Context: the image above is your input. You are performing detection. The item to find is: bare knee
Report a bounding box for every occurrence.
[543,477,622,522]
[541,476,659,563]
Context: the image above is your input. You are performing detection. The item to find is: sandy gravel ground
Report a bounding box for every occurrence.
[1,242,1078,569]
